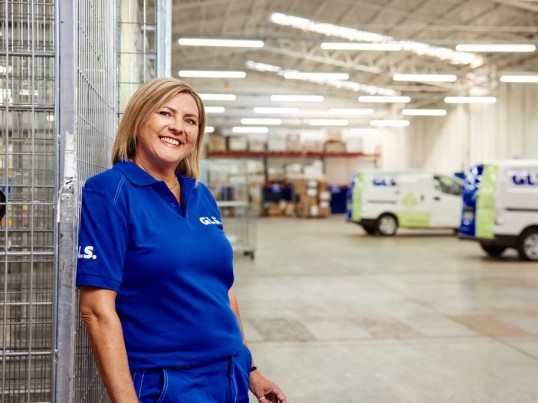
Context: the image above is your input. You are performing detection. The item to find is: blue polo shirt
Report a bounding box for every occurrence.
[76,160,244,371]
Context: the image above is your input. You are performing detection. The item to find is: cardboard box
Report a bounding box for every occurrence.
[227,136,248,151]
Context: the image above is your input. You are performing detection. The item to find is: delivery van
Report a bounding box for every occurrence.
[346,170,462,236]
[458,159,538,261]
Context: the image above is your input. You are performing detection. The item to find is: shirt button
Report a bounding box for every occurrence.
[170,203,175,207]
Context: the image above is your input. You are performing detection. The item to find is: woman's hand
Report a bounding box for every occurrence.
[249,370,287,403]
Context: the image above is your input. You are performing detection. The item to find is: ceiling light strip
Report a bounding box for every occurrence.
[444,96,496,104]
[178,70,246,78]
[270,12,483,67]
[178,38,264,48]
[359,96,411,103]
[500,75,538,83]
[456,44,536,52]
[402,109,447,116]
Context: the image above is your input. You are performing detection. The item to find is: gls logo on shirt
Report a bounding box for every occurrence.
[199,216,222,225]
[78,245,97,260]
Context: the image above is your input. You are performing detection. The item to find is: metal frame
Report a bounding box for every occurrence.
[1,0,171,401]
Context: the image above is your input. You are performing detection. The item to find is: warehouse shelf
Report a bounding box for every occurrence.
[207,150,379,159]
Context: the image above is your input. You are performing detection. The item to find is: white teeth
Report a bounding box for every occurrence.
[160,137,180,146]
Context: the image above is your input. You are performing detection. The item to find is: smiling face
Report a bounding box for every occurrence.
[134,92,200,177]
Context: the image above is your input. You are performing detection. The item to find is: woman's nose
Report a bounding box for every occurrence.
[169,117,184,132]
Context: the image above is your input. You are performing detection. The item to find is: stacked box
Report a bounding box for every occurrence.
[323,140,347,152]
[267,133,287,151]
[286,134,302,151]
[303,140,323,152]
[207,135,227,152]
[293,178,331,218]
[227,135,249,151]
[249,139,266,152]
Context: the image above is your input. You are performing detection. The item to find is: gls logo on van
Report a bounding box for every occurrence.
[372,177,396,187]
[511,171,538,186]
[199,216,223,225]
[78,245,97,259]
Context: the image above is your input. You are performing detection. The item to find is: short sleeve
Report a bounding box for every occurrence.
[76,187,128,291]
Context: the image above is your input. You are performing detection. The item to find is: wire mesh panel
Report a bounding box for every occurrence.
[67,0,118,401]
[1,0,56,401]
[69,1,166,401]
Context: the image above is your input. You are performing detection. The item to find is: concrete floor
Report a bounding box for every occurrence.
[231,215,538,403]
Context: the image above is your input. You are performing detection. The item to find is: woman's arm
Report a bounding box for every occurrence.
[79,286,138,402]
[229,289,287,403]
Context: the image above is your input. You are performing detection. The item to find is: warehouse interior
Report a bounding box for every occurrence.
[1,0,538,402]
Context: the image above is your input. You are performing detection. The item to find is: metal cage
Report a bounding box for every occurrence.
[1,0,170,401]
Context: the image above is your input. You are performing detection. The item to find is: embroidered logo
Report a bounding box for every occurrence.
[199,216,222,225]
[78,245,97,259]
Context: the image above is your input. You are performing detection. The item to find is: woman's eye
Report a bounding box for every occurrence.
[185,118,198,126]
[158,110,171,117]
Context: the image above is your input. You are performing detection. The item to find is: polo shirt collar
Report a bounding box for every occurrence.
[114,160,197,192]
[114,160,158,186]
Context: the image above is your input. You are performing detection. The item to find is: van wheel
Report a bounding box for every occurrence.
[517,229,538,261]
[376,214,398,236]
[479,243,506,257]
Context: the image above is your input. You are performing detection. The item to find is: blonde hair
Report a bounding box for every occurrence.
[112,77,206,179]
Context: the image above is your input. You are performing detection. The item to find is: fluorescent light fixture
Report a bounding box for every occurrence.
[270,12,483,67]
[178,38,264,48]
[253,107,300,114]
[321,42,402,51]
[199,93,237,101]
[500,75,538,83]
[246,60,397,96]
[232,126,269,133]
[349,128,379,135]
[284,72,349,80]
[241,118,282,125]
[47,114,55,122]
[393,73,457,83]
[328,108,374,116]
[402,109,447,116]
[456,44,536,53]
[308,119,349,126]
[359,95,411,103]
[178,70,246,78]
[370,119,410,127]
[271,94,324,102]
[205,126,215,133]
[205,106,226,113]
[444,96,496,104]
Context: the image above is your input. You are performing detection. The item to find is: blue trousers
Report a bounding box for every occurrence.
[131,345,252,403]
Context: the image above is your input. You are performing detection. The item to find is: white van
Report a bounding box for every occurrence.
[459,159,538,261]
[346,170,462,236]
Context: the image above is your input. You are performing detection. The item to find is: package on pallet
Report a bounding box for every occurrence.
[326,128,342,142]
[323,140,347,152]
[319,190,331,201]
[286,133,302,151]
[227,135,248,151]
[207,135,227,152]
[303,140,323,152]
[267,133,287,151]
[248,139,266,152]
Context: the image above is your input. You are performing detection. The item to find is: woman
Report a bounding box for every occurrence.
[77,78,286,403]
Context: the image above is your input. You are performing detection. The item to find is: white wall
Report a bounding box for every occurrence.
[394,83,538,175]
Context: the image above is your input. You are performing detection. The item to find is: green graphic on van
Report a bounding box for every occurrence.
[475,164,498,239]
[351,173,364,221]
[402,192,418,208]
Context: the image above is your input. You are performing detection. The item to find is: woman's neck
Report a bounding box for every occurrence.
[133,159,176,181]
